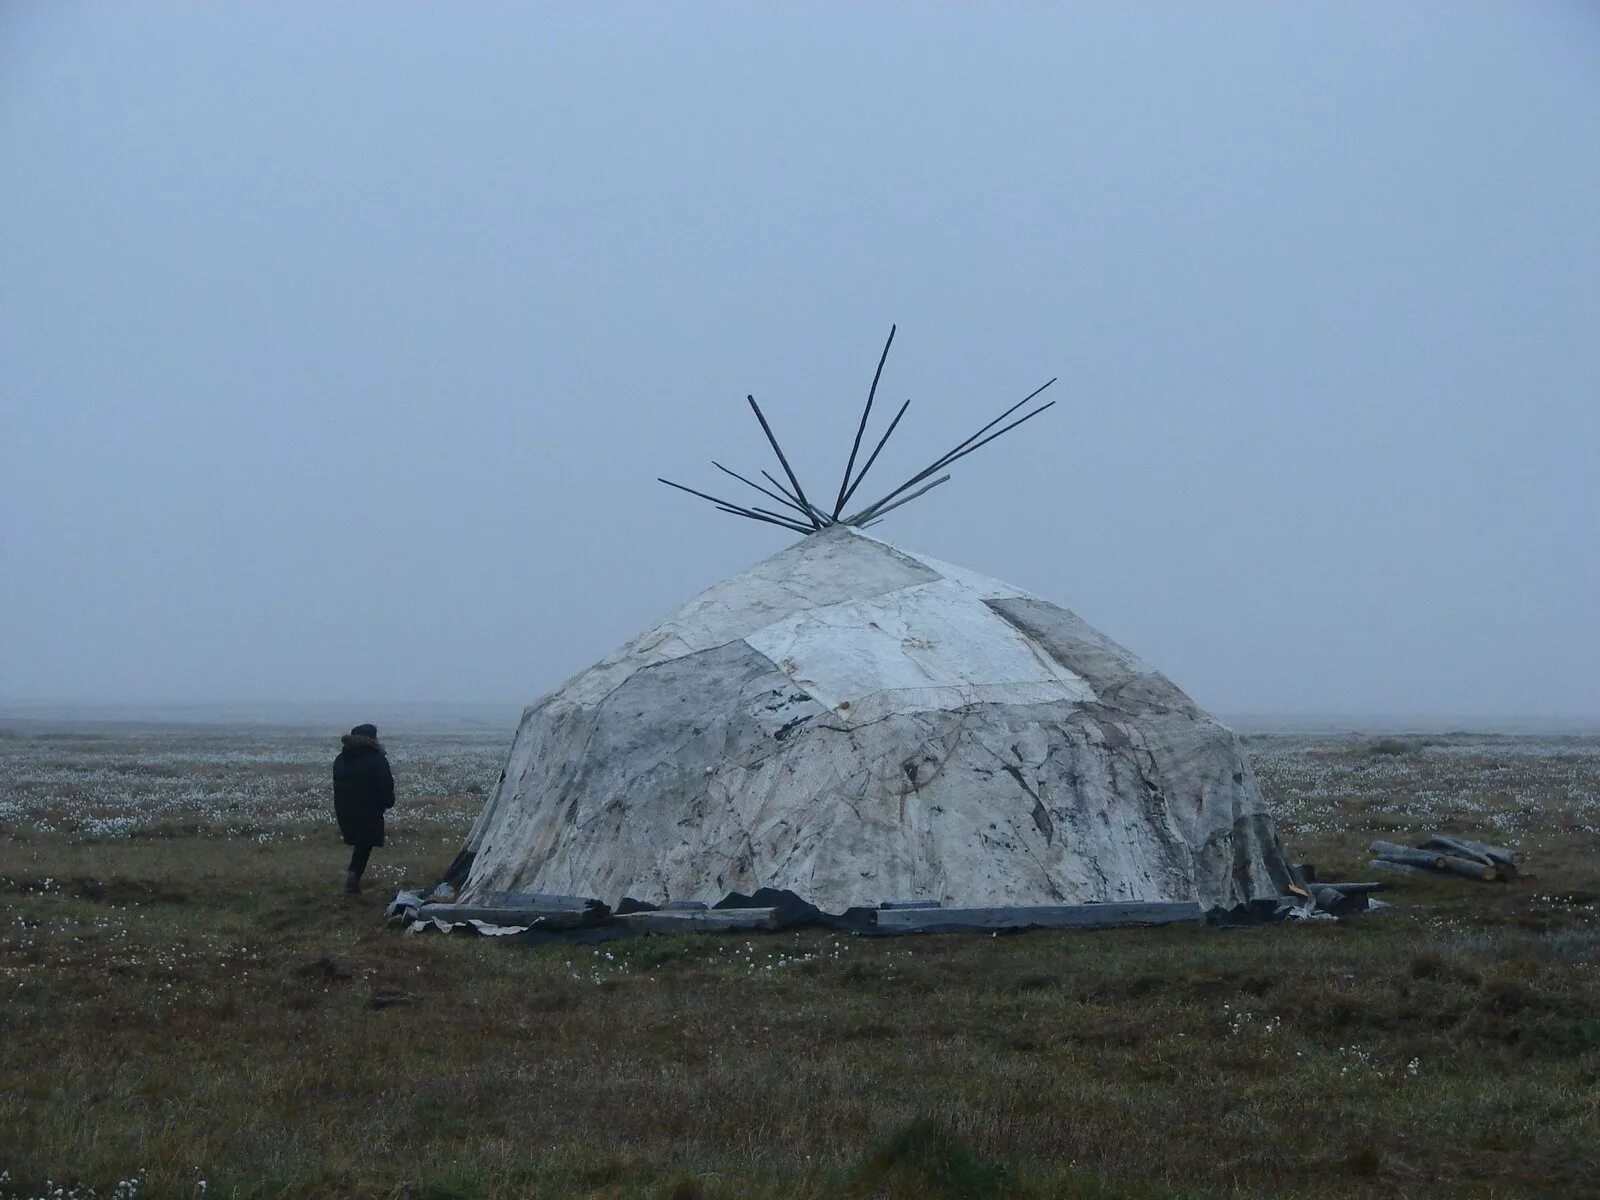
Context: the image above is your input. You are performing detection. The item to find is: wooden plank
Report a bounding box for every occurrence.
[872,901,1202,933]
[485,891,602,910]
[613,908,780,934]
[418,902,601,928]
[878,899,942,910]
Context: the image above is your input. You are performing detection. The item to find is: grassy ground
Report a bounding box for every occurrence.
[1,724,1597,1200]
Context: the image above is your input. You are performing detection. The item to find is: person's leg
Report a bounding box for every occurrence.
[345,845,372,893]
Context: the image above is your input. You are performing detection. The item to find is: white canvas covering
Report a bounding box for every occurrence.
[456,526,1292,911]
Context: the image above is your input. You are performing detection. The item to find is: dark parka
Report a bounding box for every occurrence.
[333,734,395,847]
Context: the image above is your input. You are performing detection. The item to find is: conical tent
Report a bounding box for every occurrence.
[453,525,1292,912]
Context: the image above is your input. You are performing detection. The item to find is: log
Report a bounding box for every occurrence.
[1310,884,1381,914]
[872,901,1202,933]
[1420,837,1494,867]
[613,907,780,933]
[1370,842,1446,869]
[1436,855,1497,882]
[1368,859,1433,878]
[1423,835,1517,869]
[878,899,942,910]
[1311,885,1361,913]
[1468,841,1518,868]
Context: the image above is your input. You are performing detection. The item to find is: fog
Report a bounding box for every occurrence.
[2,3,1596,724]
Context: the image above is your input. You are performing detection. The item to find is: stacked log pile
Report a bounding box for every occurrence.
[1368,835,1526,883]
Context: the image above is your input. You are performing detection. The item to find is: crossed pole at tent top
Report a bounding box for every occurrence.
[657,327,1057,535]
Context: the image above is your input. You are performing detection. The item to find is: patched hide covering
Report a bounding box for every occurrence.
[458,527,1292,911]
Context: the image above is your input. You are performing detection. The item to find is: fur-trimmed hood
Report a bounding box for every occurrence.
[340,733,385,754]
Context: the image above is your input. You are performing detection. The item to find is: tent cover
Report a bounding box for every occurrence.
[454,526,1292,912]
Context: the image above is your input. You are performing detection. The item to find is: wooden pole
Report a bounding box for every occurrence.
[926,377,1057,473]
[1422,836,1516,870]
[1368,859,1433,878]
[848,474,950,524]
[750,504,817,527]
[746,395,821,529]
[712,461,814,521]
[845,390,1056,524]
[1369,841,1447,869]
[1438,855,1498,882]
[832,325,895,519]
[713,506,813,534]
[924,398,1057,476]
[846,401,1054,525]
[659,477,814,533]
[759,471,833,528]
[837,398,911,513]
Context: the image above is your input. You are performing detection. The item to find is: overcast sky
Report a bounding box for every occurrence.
[2,3,1596,721]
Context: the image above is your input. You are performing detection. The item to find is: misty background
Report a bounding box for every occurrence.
[2,3,1596,727]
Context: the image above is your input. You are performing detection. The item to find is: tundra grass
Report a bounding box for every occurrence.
[1,726,1597,1199]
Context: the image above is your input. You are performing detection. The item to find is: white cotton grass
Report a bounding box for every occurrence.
[0,1172,176,1200]
[0,1170,215,1199]
[0,730,502,842]
[1251,734,1600,841]
[565,937,852,985]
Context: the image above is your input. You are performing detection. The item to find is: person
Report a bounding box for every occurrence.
[332,722,395,894]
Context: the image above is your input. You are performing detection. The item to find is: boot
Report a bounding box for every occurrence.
[344,870,361,894]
